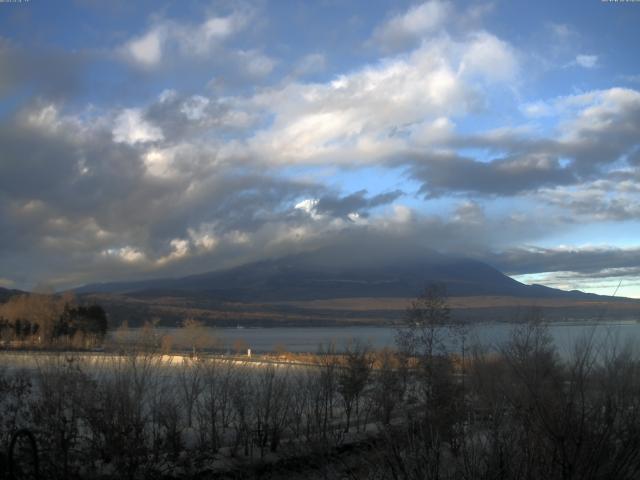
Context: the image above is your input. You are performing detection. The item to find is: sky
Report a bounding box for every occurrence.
[1,0,640,297]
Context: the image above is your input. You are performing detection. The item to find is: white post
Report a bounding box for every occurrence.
[247,348,252,358]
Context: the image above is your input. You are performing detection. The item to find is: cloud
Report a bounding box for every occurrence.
[0,38,85,100]
[236,49,276,77]
[248,30,518,165]
[408,152,575,197]
[489,246,640,278]
[180,95,210,121]
[103,246,146,263]
[547,22,574,40]
[112,109,164,144]
[0,278,16,288]
[144,90,256,144]
[372,1,451,51]
[559,88,640,172]
[309,190,403,220]
[574,54,598,69]
[517,89,640,175]
[119,10,250,68]
[453,87,640,191]
[620,73,640,84]
[539,177,640,222]
[293,53,326,77]
[0,102,323,286]
[459,32,518,82]
[453,200,485,224]
[1,99,546,290]
[2,1,639,295]
[520,101,553,118]
[125,28,164,67]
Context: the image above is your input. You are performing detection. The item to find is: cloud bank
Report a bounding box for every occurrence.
[1,1,639,297]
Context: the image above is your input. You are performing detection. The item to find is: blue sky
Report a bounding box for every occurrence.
[1,0,640,297]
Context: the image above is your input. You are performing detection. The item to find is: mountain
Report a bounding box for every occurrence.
[74,247,640,326]
[76,248,610,302]
[0,287,24,304]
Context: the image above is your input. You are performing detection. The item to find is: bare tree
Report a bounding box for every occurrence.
[338,340,372,433]
[0,368,33,453]
[229,363,252,457]
[32,354,91,478]
[178,356,203,429]
[289,370,311,440]
[178,318,218,354]
[315,342,340,442]
[395,283,463,447]
[197,357,236,453]
[371,348,405,425]
[397,284,451,358]
[252,364,292,455]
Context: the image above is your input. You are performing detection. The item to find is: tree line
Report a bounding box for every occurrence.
[0,293,107,348]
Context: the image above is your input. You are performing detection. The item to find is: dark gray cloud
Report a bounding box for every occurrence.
[409,89,640,198]
[0,39,85,101]
[560,92,640,174]
[488,247,640,277]
[314,189,403,219]
[491,93,639,176]
[181,174,322,235]
[0,104,325,288]
[143,91,255,143]
[540,187,640,222]
[408,152,576,197]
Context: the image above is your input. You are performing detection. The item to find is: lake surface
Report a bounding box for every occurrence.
[125,321,640,356]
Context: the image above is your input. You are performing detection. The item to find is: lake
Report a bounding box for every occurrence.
[124,321,640,356]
